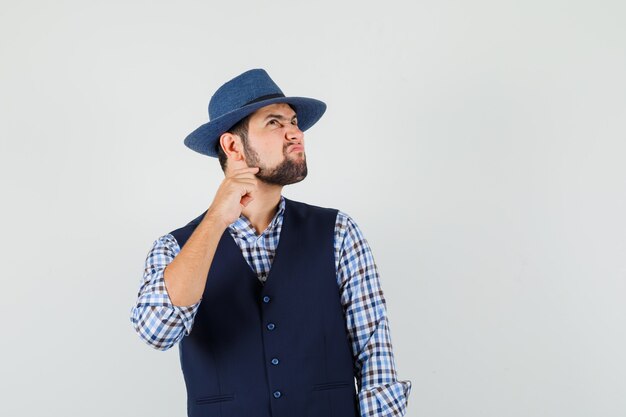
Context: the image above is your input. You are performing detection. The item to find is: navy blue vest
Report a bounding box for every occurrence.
[169,198,359,417]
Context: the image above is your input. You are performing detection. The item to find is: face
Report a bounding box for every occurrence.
[243,103,307,186]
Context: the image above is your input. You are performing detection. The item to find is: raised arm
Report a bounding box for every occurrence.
[130,166,260,350]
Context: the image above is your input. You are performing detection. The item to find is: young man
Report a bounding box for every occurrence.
[130,69,411,417]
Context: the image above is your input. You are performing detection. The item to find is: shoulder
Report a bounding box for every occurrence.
[283,198,339,227]
[144,233,181,264]
[283,199,365,236]
[332,210,377,266]
[334,210,367,242]
[284,198,338,216]
[154,233,179,248]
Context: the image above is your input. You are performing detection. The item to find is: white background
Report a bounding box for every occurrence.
[1,1,625,416]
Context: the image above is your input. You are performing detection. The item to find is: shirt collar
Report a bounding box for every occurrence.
[228,195,286,241]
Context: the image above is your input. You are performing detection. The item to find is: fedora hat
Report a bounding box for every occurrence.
[184,69,327,157]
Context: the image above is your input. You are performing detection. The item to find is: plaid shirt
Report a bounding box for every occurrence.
[130,197,411,416]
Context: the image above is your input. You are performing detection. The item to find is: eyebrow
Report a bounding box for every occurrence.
[263,113,297,122]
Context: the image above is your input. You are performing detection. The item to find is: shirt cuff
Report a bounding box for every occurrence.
[358,380,412,417]
[171,300,201,336]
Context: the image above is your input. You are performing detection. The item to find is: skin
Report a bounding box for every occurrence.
[164,103,306,306]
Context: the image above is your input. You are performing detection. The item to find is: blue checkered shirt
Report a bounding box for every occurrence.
[130,196,411,416]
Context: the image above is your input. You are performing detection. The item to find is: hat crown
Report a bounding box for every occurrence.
[208,69,284,121]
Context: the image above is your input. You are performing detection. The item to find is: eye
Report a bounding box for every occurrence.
[292,118,298,125]
[268,119,281,126]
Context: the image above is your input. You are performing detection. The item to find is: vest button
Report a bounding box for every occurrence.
[273,390,282,399]
[266,323,276,331]
[271,358,279,365]
[262,295,271,303]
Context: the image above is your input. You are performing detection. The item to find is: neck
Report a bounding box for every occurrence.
[241,181,284,235]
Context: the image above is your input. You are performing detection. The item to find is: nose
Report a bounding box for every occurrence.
[286,123,304,142]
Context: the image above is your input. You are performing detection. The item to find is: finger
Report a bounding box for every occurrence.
[230,166,259,176]
[237,183,257,196]
[233,180,258,191]
[231,172,260,180]
[240,194,254,207]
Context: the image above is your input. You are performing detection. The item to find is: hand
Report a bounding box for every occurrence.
[204,167,259,228]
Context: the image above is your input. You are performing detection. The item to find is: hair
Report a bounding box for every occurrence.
[216,114,251,172]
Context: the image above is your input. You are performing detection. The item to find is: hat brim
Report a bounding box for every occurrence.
[184,96,326,157]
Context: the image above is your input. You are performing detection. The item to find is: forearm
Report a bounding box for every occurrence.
[164,166,260,306]
[164,213,226,306]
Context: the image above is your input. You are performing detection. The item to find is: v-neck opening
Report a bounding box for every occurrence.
[224,198,292,286]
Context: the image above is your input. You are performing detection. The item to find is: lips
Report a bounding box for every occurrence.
[288,145,304,153]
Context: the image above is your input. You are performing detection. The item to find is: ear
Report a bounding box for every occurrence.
[219,132,245,162]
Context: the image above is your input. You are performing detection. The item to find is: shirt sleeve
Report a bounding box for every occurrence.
[129,234,201,351]
[335,212,412,417]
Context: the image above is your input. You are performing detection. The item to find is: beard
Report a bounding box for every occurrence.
[243,142,308,186]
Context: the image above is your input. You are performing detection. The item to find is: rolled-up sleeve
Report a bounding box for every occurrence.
[335,212,412,416]
[130,234,201,351]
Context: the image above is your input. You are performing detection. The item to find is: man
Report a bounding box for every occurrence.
[130,69,411,417]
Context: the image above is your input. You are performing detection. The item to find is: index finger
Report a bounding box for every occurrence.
[231,166,260,174]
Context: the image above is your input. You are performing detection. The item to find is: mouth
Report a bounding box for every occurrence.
[288,145,304,153]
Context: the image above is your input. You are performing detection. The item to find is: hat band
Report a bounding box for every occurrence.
[244,93,285,106]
